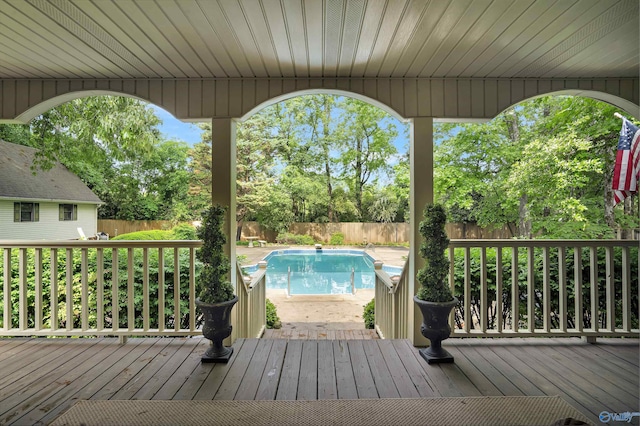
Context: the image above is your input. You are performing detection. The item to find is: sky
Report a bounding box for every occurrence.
[152,106,204,146]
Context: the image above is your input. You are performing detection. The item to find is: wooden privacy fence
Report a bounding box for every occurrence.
[98,220,513,243]
[243,221,514,243]
[97,220,175,237]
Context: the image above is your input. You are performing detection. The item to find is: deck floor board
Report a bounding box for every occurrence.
[332,340,358,399]
[0,337,636,425]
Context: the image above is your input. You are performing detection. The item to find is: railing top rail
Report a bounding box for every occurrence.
[449,239,639,248]
[236,261,267,292]
[375,269,395,291]
[0,240,203,249]
[248,268,267,289]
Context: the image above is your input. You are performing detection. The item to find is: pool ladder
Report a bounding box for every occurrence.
[351,268,356,295]
[287,266,291,297]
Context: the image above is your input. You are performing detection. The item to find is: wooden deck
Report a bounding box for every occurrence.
[0,337,637,425]
[262,328,378,339]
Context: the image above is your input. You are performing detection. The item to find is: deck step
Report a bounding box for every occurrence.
[262,326,378,340]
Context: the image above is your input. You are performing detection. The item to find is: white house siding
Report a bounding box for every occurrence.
[0,200,98,240]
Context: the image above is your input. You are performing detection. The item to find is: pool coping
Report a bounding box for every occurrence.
[242,248,404,276]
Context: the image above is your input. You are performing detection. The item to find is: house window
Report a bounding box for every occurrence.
[13,202,39,222]
[59,204,78,221]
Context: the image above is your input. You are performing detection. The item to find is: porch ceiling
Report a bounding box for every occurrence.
[0,0,637,80]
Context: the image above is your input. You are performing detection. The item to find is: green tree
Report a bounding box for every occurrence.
[188,134,214,216]
[434,118,520,234]
[339,99,398,218]
[28,96,159,173]
[434,95,636,239]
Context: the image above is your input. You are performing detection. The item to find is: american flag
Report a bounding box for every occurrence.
[612,118,640,205]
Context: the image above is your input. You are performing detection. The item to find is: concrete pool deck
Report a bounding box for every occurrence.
[236,245,409,330]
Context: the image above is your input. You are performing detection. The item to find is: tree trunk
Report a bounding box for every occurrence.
[325,161,334,221]
[321,96,335,222]
[355,137,363,218]
[236,220,243,241]
[518,195,532,238]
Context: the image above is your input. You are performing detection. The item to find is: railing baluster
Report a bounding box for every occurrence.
[574,247,583,332]
[605,247,614,331]
[174,247,180,331]
[495,247,503,333]
[621,246,630,332]
[50,249,58,331]
[449,247,455,330]
[34,248,42,331]
[189,247,196,332]
[511,247,519,333]
[143,248,149,332]
[81,248,88,331]
[480,247,487,333]
[589,247,598,332]
[558,247,567,332]
[112,247,119,332]
[127,248,134,331]
[542,247,550,333]
[66,248,73,331]
[19,248,27,331]
[464,247,470,333]
[527,247,534,333]
[97,248,104,331]
[3,248,10,330]
[158,248,164,332]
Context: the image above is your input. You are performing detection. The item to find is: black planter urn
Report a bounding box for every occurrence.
[196,295,238,363]
[414,295,458,364]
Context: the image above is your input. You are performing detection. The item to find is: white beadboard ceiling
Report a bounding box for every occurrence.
[0,0,637,80]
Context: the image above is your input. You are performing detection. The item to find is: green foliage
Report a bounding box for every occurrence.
[111,230,174,240]
[255,184,295,233]
[367,194,399,223]
[275,232,315,245]
[171,223,197,240]
[329,232,345,245]
[266,299,282,329]
[416,204,454,302]
[339,98,399,218]
[363,299,375,329]
[434,96,638,238]
[196,205,235,304]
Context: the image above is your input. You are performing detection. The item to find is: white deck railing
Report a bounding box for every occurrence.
[0,240,266,342]
[450,240,639,337]
[374,239,639,339]
[3,239,637,341]
[374,261,409,339]
[232,261,267,340]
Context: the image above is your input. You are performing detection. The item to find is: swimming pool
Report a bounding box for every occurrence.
[244,249,402,295]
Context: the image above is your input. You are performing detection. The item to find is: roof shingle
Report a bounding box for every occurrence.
[0,140,102,204]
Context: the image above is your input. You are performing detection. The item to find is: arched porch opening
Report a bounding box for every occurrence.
[213,90,417,334]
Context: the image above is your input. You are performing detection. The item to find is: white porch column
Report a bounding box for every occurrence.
[409,117,434,346]
[210,118,237,291]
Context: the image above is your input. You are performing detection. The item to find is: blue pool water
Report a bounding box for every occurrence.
[244,249,402,295]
